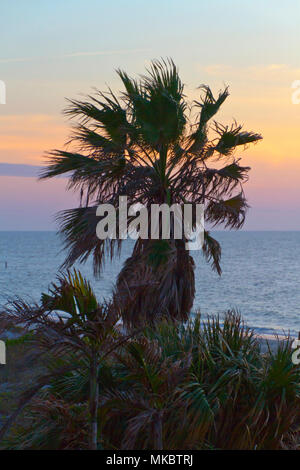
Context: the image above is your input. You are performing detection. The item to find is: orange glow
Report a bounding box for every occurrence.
[0,115,69,164]
[1,79,300,219]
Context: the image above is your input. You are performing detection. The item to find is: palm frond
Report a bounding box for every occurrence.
[188,85,229,153]
[64,92,129,146]
[214,122,262,156]
[205,193,249,229]
[202,230,222,275]
[56,206,122,275]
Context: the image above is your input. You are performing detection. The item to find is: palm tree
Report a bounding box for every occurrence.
[40,59,262,328]
[0,270,131,449]
[102,335,194,450]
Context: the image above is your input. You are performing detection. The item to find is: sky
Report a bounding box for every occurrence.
[0,0,300,230]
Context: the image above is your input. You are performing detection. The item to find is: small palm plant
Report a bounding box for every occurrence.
[102,336,193,450]
[40,59,262,328]
[0,270,130,449]
[1,308,300,450]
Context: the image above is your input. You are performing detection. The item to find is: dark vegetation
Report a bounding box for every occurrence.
[0,271,299,450]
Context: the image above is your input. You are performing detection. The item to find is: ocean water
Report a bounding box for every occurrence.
[0,231,299,337]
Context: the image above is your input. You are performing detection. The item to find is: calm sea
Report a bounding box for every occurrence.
[0,231,299,337]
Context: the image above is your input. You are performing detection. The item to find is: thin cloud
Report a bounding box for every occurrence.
[201,63,300,78]
[0,163,67,178]
[0,163,41,177]
[0,57,33,64]
[0,48,150,64]
[64,48,150,58]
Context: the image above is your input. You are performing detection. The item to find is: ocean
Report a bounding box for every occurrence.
[0,231,299,337]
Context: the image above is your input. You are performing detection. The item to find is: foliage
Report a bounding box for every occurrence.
[0,270,131,449]
[40,59,262,327]
[1,279,299,450]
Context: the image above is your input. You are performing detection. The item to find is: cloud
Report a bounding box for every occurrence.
[0,163,68,178]
[64,48,150,58]
[0,48,151,64]
[0,57,33,64]
[201,64,232,75]
[200,63,300,81]
[265,64,287,71]
[0,163,41,177]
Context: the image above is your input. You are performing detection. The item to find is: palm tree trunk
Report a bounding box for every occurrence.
[89,357,99,450]
[153,411,163,450]
[115,238,195,328]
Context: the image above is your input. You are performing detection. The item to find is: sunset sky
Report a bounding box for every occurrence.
[1,0,300,230]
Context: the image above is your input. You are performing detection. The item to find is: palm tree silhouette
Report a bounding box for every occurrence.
[40,59,262,327]
[0,270,131,449]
